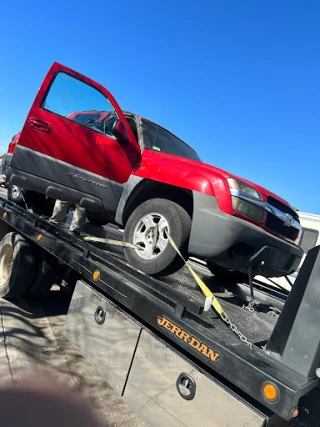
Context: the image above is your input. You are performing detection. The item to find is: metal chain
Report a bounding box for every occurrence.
[166,234,255,351]
[267,306,281,316]
[243,299,256,313]
[242,300,282,317]
[21,191,30,211]
[221,311,253,350]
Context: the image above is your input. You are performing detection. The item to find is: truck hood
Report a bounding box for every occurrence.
[142,150,294,209]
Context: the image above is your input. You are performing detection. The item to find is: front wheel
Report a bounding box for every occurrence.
[124,198,191,276]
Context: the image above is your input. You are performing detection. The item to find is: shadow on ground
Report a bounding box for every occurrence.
[0,287,145,427]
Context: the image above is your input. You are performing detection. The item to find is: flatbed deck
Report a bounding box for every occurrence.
[93,230,281,344]
[0,195,318,424]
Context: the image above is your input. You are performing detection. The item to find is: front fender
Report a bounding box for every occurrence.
[188,191,227,258]
[115,175,143,225]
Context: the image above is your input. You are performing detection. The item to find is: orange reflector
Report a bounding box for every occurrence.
[37,234,42,241]
[93,270,100,281]
[3,212,7,218]
[263,383,278,401]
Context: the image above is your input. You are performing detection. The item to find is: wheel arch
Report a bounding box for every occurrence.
[116,178,194,226]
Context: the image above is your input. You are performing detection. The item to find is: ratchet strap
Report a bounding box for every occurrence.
[84,233,224,315]
[167,234,225,315]
[167,234,253,348]
[83,231,253,348]
[83,235,138,249]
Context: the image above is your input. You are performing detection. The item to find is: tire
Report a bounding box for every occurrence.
[27,250,58,297]
[0,232,37,298]
[124,198,191,276]
[206,261,248,284]
[8,183,24,205]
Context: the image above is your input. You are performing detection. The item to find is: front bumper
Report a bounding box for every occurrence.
[188,192,304,277]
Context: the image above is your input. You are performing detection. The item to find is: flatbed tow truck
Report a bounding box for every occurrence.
[0,195,319,427]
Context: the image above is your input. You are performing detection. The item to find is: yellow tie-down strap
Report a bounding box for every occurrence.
[83,235,138,249]
[166,234,224,315]
[83,234,219,312]
[83,233,253,348]
[167,234,253,348]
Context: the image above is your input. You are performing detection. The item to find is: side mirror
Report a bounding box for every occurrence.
[112,120,129,144]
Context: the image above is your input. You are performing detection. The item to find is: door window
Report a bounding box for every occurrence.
[42,71,115,135]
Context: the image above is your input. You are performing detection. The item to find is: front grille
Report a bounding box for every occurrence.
[266,214,298,240]
[267,197,299,220]
[266,197,299,241]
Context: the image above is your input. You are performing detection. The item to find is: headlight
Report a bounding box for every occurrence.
[227,178,262,200]
[227,178,264,222]
[231,197,264,222]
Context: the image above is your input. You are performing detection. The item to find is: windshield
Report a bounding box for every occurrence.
[142,119,201,162]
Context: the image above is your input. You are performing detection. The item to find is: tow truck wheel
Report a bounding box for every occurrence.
[0,232,36,299]
[124,198,191,276]
[206,261,248,284]
[27,250,58,297]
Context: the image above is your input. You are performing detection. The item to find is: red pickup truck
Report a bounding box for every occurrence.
[6,62,303,279]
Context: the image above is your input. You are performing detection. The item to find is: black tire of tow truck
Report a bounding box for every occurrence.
[124,198,191,277]
[206,261,248,284]
[27,250,58,297]
[0,232,36,299]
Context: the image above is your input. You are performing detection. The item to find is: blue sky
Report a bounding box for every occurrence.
[0,1,319,213]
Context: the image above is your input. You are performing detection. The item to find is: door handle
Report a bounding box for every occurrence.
[29,117,52,134]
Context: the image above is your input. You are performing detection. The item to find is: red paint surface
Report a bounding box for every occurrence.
[17,62,141,184]
[7,132,21,154]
